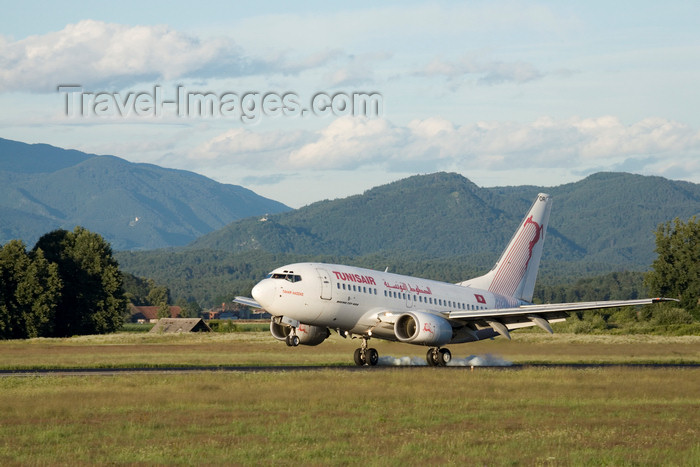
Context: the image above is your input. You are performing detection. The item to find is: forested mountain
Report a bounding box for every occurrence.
[191,172,700,267]
[117,171,700,306]
[0,138,290,250]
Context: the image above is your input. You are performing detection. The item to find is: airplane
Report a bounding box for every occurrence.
[234,193,675,366]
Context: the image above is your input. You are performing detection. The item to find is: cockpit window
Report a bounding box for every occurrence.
[270,273,302,283]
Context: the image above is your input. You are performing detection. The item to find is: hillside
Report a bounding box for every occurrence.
[191,172,700,268]
[0,138,290,250]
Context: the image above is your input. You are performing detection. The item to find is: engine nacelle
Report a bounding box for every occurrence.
[270,320,330,346]
[394,311,453,346]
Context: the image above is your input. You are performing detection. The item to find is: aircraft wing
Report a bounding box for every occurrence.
[448,297,677,320]
[446,297,678,338]
[233,296,262,309]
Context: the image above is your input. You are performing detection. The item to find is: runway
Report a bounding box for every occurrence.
[1,362,698,377]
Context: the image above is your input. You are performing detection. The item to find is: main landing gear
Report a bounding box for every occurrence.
[351,338,452,367]
[353,337,379,366]
[426,347,451,367]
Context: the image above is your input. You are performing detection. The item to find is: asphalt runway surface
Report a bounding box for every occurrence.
[1,363,698,377]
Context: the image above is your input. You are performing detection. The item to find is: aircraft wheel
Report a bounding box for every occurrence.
[426,349,438,366]
[353,348,364,366]
[367,348,379,366]
[286,334,300,347]
[285,335,293,347]
[438,348,451,366]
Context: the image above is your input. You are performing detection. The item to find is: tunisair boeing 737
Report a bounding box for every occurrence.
[234,194,674,366]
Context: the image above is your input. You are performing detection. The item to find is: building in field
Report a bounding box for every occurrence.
[128,305,182,324]
[149,318,211,333]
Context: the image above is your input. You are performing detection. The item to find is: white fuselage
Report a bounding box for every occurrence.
[251,262,522,341]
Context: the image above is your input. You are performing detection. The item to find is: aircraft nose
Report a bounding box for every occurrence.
[252,279,276,308]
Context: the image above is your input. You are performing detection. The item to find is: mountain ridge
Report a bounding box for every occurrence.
[0,138,291,250]
[190,171,700,268]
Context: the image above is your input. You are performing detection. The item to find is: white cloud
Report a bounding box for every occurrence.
[0,21,233,91]
[190,127,309,166]
[416,54,544,87]
[573,116,699,159]
[0,20,337,93]
[193,115,700,178]
[288,117,405,169]
[323,52,392,87]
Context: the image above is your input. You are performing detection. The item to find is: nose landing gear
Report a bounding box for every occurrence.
[285,330,300,347]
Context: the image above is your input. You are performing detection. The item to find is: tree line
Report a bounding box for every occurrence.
[0,227,126,339]
[1,217,698,339]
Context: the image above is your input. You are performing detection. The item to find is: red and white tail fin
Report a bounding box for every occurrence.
[459,193,552,303]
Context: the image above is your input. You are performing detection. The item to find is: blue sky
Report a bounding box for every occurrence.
[1,1,699,207]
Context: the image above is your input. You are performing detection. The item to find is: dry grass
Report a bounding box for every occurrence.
[0,333,699,464]
[0,332,698,369]
[0,368,698,465]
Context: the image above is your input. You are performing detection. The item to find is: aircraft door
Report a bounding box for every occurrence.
[405,290,414,308]
[316,268,332,300]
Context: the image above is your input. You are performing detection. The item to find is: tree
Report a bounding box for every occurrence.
[157,302,172,319]
[175,298,201,318]
[33,227,127,336]
[146,279,170,306]
[645,217,700,318]
[0,240,61,339]
[121,272,152,305]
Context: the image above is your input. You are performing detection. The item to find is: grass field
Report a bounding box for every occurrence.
[0,333,699,465]
[0,332,699,369]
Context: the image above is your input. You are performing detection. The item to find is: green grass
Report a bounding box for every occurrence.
[0,368,698,465]
[0,333,699,464]
[1,332,699,370]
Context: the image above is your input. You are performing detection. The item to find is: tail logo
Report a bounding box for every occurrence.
[489,215,543,297]
[522,215,543,271]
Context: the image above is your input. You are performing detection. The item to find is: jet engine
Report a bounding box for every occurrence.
[394,311,453,346]
[270,320,330,346]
